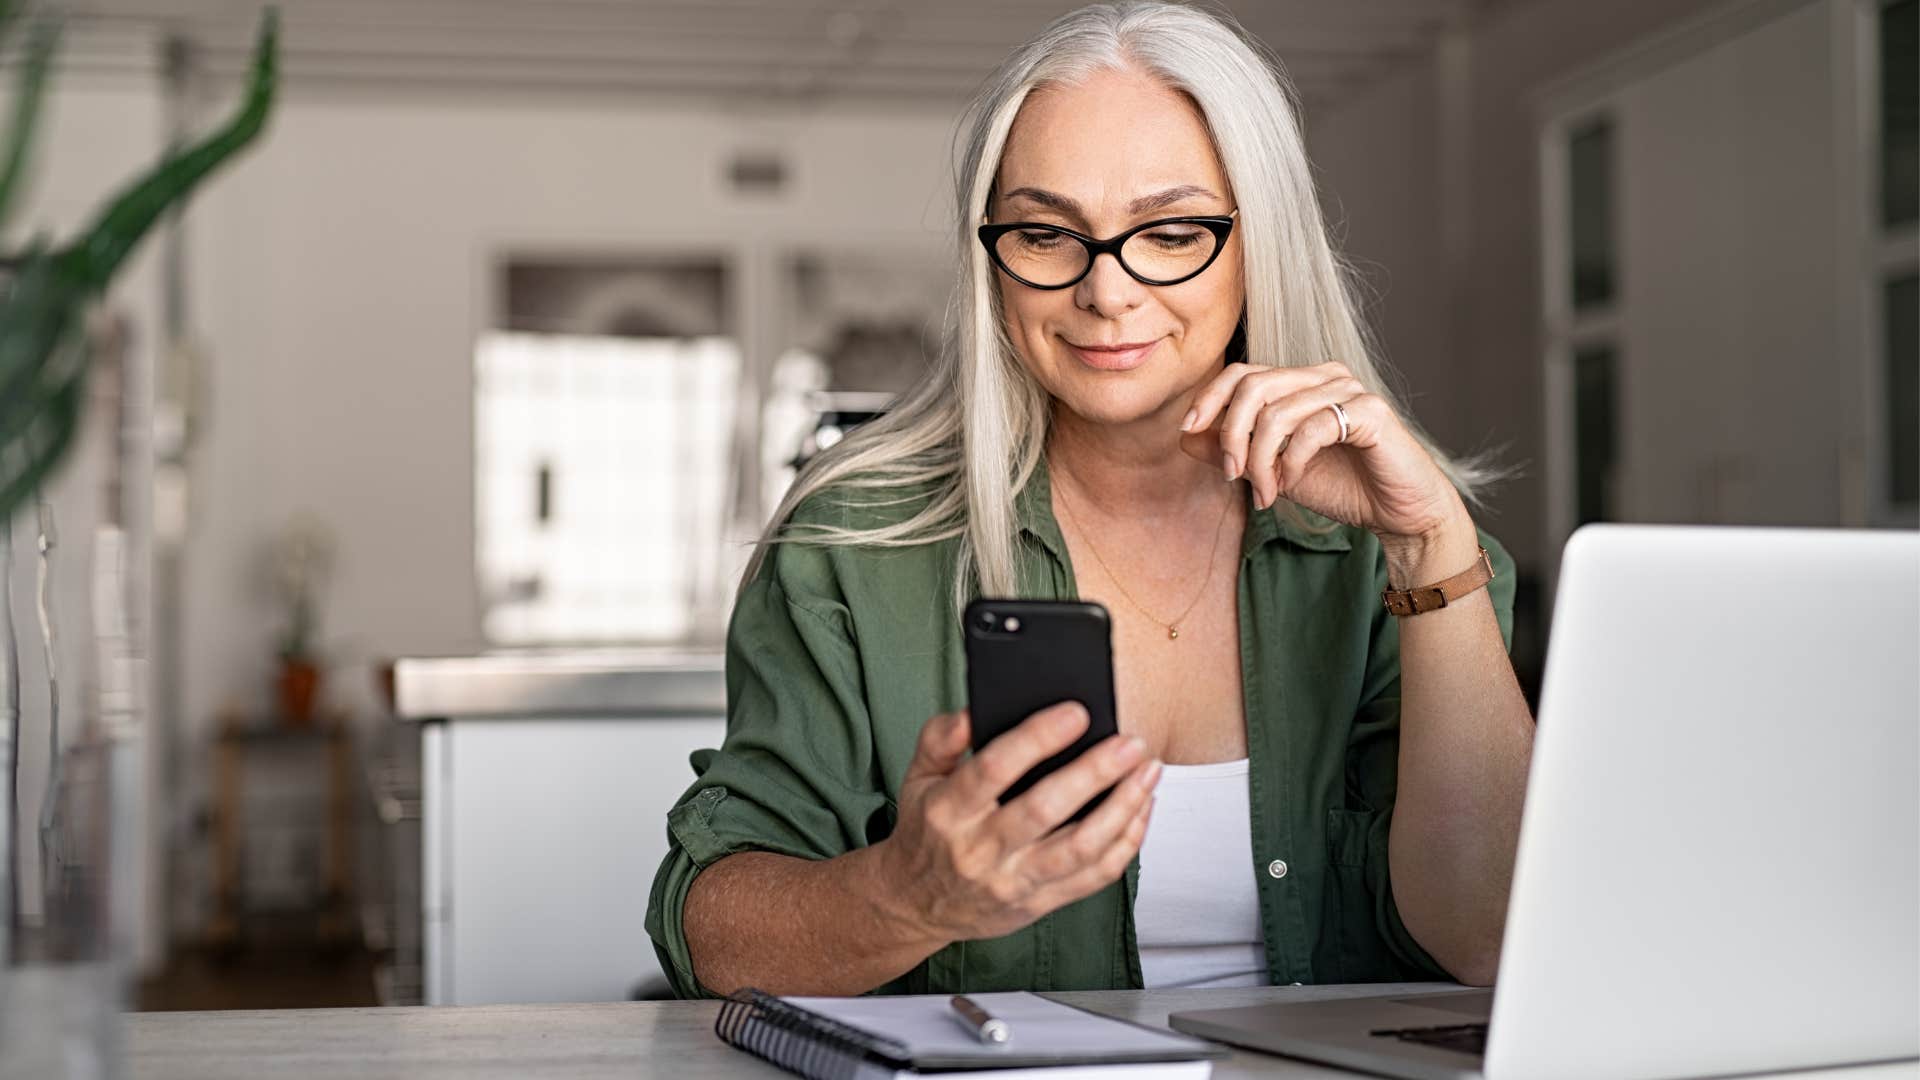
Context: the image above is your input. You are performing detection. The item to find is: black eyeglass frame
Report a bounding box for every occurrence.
[976,210,1238,290]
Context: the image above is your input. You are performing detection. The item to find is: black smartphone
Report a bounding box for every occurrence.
[963,598,1119,822]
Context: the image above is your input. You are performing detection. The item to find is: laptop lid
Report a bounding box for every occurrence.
[1486,525,1919,1079]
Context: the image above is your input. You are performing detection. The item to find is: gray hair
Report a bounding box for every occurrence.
[745,1,1507,605]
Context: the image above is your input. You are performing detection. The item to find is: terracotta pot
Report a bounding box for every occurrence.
[277,658,322,726]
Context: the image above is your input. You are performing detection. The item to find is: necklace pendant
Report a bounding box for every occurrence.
[1168,626,1179,640]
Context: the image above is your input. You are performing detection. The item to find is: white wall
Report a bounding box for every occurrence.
[1602,2,1856,528]
[173,85,960,934]
[1306,0,1734,573]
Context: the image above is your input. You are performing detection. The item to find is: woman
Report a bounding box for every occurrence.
[645,1,1534,998]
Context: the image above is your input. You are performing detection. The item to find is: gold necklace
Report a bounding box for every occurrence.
[1053,473,1235,641]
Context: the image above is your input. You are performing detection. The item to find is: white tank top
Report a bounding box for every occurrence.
[1134,757,1269,989]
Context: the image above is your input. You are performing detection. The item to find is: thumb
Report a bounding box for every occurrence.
[906,710,972,783]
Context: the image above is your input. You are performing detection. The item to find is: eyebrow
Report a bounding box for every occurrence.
[999,184,1221,219]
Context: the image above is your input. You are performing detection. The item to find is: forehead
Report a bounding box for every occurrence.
[996,65,1227,208]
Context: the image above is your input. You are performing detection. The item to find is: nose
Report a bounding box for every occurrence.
[1073,251,1145,318]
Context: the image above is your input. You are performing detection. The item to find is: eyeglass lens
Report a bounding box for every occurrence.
[992,222,1221,286]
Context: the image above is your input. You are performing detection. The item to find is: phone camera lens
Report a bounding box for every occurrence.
[976,610,996,630]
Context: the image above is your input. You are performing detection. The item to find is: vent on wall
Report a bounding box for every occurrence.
[727,150,788,195]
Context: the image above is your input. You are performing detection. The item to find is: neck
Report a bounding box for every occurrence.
[1047,396,1229,520]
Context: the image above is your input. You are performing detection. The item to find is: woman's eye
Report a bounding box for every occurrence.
[1014,229,1066,249]
[1142,228,1204,250]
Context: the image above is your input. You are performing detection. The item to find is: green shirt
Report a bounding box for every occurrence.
[645,457,1516,998]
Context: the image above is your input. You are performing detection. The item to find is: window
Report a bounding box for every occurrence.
[1572,344,1618,526]
[1569,120,1617,311]
[1886,273,1918,506]
[1878,0,1919,520]
[475,331,739,644]
[1881,0,1917,229]
[1547,111,1623,549]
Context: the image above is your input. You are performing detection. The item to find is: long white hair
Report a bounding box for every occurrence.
[744,1,1507,606]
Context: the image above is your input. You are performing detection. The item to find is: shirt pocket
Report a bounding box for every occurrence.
[1324,806,1395,982]
[923,928,1044,993]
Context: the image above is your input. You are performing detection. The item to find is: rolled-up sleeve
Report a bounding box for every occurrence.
[1336,528,1518,980]
[644,541,891,998]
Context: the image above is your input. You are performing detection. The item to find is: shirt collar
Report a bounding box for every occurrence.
[1015,454,1353,562]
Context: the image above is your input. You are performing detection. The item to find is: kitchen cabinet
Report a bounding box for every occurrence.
[396,652,725,1005]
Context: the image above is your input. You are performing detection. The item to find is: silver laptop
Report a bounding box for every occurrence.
[1171,524,1920,1080]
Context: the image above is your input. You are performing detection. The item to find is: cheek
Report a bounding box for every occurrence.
[998,285,1065,355]
[1166,274,1244,354]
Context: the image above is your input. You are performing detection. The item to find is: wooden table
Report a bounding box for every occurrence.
[124,985,1920,1080]
[207,716,356,951]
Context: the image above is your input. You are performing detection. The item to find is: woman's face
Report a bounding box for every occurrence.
[989,65,1244,430]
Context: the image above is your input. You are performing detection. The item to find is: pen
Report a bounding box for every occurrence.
[949,994,1011,1044]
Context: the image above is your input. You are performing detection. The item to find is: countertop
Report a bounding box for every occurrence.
[392,648,725,719]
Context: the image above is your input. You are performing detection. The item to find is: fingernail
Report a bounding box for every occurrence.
[1140,759,1163,789]
[1180,408,1197,432]
[1054,703,1087,730]
[1223,454,1238,482]
[1116,736,1145,763]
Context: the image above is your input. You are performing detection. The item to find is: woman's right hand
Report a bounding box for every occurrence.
[872,703,1161,946]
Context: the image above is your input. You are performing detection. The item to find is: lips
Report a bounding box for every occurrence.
[1064,337,1161,371]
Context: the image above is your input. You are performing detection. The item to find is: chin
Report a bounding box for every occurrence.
[1048,371,1179,427]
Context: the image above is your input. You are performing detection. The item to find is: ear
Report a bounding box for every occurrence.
[1224,310,1248,366]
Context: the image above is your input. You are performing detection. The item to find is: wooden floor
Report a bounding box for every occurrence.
[136,946,378,1012]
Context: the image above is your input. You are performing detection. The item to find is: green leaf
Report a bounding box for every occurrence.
[0,248,86,520]
[0,15,58,232]
[0,349,84,522]
[71,6,278,292]
[0,6,279,525]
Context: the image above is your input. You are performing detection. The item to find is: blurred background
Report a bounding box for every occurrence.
[1,0,1911,1014]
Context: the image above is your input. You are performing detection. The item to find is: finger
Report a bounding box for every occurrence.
[1035,789,1155,911]
[1273,401,1351,496]
[948,701,1090,812]
[1245,377,1367,508]
[1177,423,1228,469]
[991,732,1148,850]
[1178,361,1345,469]
[1019,754,1160,881]
[1178,362,1259,440]
[1185,359,1347,436]
[1215,365,1346,482]
[904,710,973,785]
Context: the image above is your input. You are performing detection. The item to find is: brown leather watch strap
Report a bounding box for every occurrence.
[1381,546,1494,617]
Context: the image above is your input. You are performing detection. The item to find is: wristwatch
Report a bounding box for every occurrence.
[1381,546,1494,617]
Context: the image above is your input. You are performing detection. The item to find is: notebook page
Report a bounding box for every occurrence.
[785,991,1215,1065]
[880,1064,1211,1080]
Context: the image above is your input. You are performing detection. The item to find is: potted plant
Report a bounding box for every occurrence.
[268,515,334,725]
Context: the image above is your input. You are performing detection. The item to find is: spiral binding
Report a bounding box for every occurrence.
[714,989,914,1080]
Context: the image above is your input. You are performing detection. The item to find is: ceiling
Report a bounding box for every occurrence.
[51,0,1504,109]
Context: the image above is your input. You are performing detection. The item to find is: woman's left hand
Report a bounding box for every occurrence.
[1179,361,1466,545]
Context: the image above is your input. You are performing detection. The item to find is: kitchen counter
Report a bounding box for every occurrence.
[388,648,729,1004]
[393,649,724,719]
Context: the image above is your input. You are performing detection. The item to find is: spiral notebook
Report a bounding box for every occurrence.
[715,989,1224,1079]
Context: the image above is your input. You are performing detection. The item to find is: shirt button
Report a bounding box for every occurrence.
[1267,859,1289,879]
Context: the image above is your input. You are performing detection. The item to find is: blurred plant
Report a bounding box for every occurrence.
[266,513,334,663]
[0,0,277,973]
[0,1,280,525]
